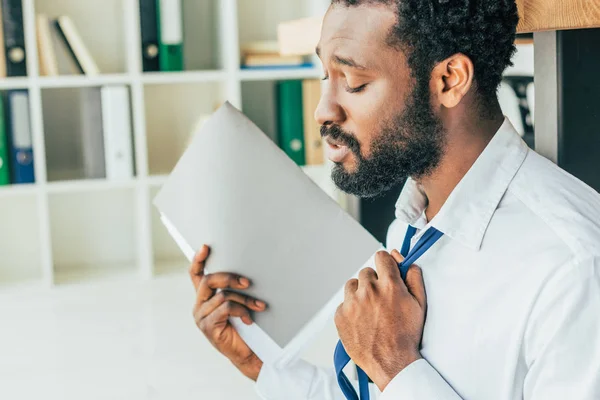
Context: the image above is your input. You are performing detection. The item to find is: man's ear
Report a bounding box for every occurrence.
[431,53,475,109]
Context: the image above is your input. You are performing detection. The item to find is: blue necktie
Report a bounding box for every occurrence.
[334,225,444,400]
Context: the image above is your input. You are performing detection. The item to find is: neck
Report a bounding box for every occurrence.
[420,112,505,222]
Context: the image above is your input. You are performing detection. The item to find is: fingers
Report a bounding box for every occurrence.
[206,300,254,327]
[196,290,266,321]
[391,249,404,264]
[197,272,251,304]
[358,267,377,282]
[374,250,401,282]
[405,265,427,309]
[189,245,211,290]
[344,278,358,298]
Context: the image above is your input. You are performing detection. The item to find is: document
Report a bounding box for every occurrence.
[153,102,382,368]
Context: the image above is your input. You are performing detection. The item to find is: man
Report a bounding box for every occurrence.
[189,0,600,399]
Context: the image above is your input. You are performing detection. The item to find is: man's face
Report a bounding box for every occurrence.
[315,4,446,198]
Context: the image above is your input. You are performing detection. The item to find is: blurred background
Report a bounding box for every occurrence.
[0,0,535,399]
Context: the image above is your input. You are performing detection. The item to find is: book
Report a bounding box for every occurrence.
[277,80,306,166]
[139,0,160,72]
[101,86,134,180]
[152,102,382,368]
[302,79,325,165]
[0,94,9,185]
[36,14,59,76]
[53,16,100,75]
[6,90,34,184]
[0,3,6,78]
[156,0,184,72]
[278,16,323,57]
[240,40,280,56]
[80,87,106,179]
[243,53,304,67]
[240,40,308,68]
[1,0,27,76]
[240,62,313,71]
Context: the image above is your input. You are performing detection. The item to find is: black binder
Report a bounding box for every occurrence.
[139,0,160,72]
[1,0,27,77]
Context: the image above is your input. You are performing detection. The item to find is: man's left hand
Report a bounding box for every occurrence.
[334,250,427,391]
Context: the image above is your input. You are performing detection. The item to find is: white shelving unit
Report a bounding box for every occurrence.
[0,0,347,289]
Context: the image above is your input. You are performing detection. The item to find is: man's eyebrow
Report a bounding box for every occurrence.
[333,55,367,70]
[314,47,367,70]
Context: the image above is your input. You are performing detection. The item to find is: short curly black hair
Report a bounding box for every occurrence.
[331,0,519,113]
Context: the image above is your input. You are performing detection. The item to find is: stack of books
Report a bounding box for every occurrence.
[240,41,313,70]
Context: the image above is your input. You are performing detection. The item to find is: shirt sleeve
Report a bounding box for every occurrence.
[522,256,600,399]
[255,359,380,400]
[379,359,463,400]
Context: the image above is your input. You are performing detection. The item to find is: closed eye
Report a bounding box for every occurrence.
[347,83,368,93]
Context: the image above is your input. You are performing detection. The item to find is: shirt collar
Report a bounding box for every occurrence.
[395,118,529,251]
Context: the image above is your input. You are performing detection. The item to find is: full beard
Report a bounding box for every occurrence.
[321,78,446,199]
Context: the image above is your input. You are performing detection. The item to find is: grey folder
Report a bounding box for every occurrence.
[153,102,382,366]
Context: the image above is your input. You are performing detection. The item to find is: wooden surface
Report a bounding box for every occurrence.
[517,0,600,33]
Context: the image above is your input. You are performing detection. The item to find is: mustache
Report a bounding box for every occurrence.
[320,124,361,155]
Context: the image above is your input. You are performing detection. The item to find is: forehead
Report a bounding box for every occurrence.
[317,4,398,58]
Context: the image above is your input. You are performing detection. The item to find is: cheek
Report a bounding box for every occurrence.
[341,82,406,157]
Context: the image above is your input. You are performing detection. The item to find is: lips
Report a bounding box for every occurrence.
[324,137,351,163]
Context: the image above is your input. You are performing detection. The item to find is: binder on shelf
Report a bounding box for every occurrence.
[0,94,10,185]
[6,90,34,184]
[156,0,184,72]
[101,85,134,180]
[302,79,324,165]
[276,80,306,166]
[54,16,100,75]
[36,14,59,76]
[1,0,27,77]
[80,87,106,179]
[139,0,160,72]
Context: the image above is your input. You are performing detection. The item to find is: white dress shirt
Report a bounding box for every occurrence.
[254,118,600,400]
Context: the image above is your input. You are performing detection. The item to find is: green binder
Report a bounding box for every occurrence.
[156,0,184,71]
[0,95,10,185]
[277,80,306,166]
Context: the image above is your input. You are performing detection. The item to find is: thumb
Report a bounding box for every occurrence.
[405,264,426,310]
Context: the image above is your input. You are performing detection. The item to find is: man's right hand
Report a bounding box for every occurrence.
[190,245,267,381]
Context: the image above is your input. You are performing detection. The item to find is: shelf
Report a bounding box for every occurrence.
[149,186,188,274]
[34,0,128,74]
[239,67,323,81]
[53,263,138,286]
[140,70,227,85]
[0,183,39,198]
[49,188,138,285]
[38,74,132,88]
[146,175,168,187]
[0,194,44,287]
[0,78,30,90]
[153,259,189,277]
[47,178,137,194]
[145,82,225,175]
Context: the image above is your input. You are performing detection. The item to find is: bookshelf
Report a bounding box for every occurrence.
[0,0,347,289]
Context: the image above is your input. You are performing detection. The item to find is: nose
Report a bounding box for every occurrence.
[314,81,345,129]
